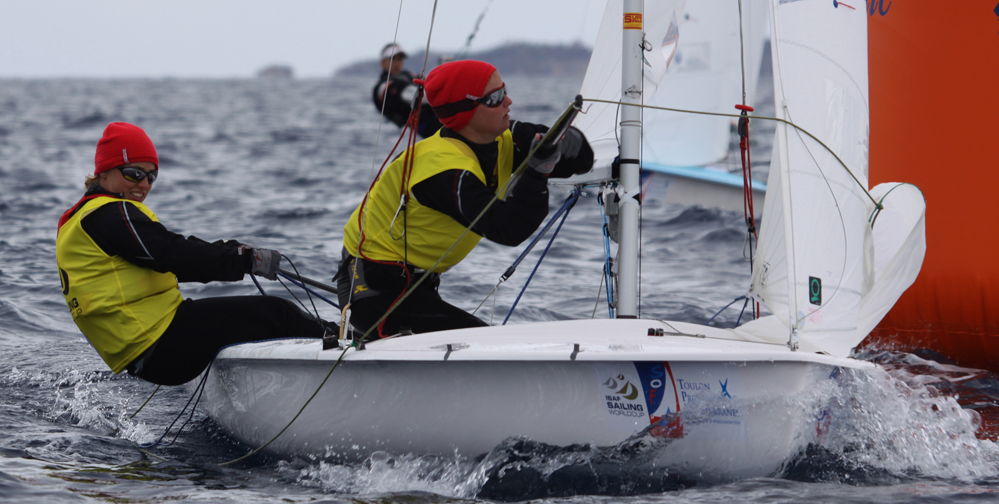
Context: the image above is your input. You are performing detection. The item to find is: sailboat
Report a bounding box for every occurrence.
[640,0,771,212]
[200,0,926,479]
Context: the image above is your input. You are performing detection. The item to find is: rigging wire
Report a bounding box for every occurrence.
[591,270,605,319]
[454,0,494,60]
[472,187,582,316]
[638,33,650,318]
[580,98,882,210]
[738,0,747,106]
[370,0,408,179]
[501,187,581,324]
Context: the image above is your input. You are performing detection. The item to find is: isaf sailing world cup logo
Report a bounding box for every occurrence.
[602,374,646,419]
[603,374,640,400]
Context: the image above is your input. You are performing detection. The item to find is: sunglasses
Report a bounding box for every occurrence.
[433,84,508,119]
[117,166,158,184]
[469,84,507,108]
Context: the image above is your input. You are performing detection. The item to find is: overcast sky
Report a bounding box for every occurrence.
[0,1,607,78]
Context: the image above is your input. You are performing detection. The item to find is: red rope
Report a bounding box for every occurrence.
[355,85,427,337]
[736,104,760,319]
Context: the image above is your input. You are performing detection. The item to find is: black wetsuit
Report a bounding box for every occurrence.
[335,121,594,337]
[70,185,332,385]
[372,70,443,138]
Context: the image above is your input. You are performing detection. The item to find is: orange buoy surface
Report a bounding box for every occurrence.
[865,0,999,372]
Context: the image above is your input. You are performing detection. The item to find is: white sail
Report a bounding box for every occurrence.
[643,0,770,167]
[575,0,686,170]
[749,0,871,355]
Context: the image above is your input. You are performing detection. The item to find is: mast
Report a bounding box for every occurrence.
[617,0,643,318]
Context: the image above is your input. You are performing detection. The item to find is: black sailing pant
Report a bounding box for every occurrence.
[335,253,487,339]
[129,296,329,386]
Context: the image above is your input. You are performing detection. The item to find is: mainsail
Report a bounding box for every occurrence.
[575,0,686,170]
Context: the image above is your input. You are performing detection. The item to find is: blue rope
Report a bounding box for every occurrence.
[252,269,339,309]
[500,187,582,282]
[735,296,750,326]
[250,273,267,296]
[502,189,580,325]
[706,295,748,327]
[278,272,340,309]
[597,190,615,318]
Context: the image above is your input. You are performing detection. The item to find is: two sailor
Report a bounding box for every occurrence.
[58,60,593,382]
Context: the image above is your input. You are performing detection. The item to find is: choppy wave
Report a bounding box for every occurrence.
[2,76,998,503]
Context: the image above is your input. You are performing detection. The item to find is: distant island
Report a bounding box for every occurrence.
[257,64,294,79]
[335,42,592,78]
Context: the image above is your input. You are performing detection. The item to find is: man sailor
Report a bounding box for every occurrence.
[372,43,442,138]
[339,60,593,338]
[56,122,337,386]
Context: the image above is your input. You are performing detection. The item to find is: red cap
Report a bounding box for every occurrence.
[94,122,159,174]
[421,60,497,131]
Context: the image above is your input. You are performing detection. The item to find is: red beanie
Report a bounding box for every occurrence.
[94,122,159,174]
[420,60,497,131]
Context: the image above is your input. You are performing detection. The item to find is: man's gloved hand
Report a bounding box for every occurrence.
[247,247,281,281]
[529,133,561,175]
[558,127,585,159]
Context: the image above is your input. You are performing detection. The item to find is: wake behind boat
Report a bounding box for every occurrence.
[201,0,926,482]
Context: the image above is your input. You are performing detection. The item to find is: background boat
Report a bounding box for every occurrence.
[640,0,770,212]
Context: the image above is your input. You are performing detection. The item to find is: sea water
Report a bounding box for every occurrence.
[2,76,999,503]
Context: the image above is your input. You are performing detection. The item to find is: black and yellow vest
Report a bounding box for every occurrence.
[343,129,514,272]
[56,197,183,374]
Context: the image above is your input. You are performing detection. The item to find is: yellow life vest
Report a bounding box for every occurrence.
[55,197,183,374]
[343,129,514,272]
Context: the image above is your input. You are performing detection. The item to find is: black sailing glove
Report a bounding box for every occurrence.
[528,133,561,175]
[559,127,585,159]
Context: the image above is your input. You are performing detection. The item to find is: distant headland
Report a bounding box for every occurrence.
[334,42,592,78]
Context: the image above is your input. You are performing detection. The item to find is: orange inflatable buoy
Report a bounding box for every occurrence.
[864,1,999,372]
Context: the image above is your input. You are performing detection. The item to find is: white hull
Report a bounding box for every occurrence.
[203,318,871,480]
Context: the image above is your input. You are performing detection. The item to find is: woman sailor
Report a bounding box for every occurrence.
[56,122,336,386]
[338,60,594,338]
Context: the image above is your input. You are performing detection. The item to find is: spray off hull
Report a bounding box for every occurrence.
[202,318,872,480]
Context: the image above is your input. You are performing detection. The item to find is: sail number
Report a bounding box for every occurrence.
[809,276,822,306]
